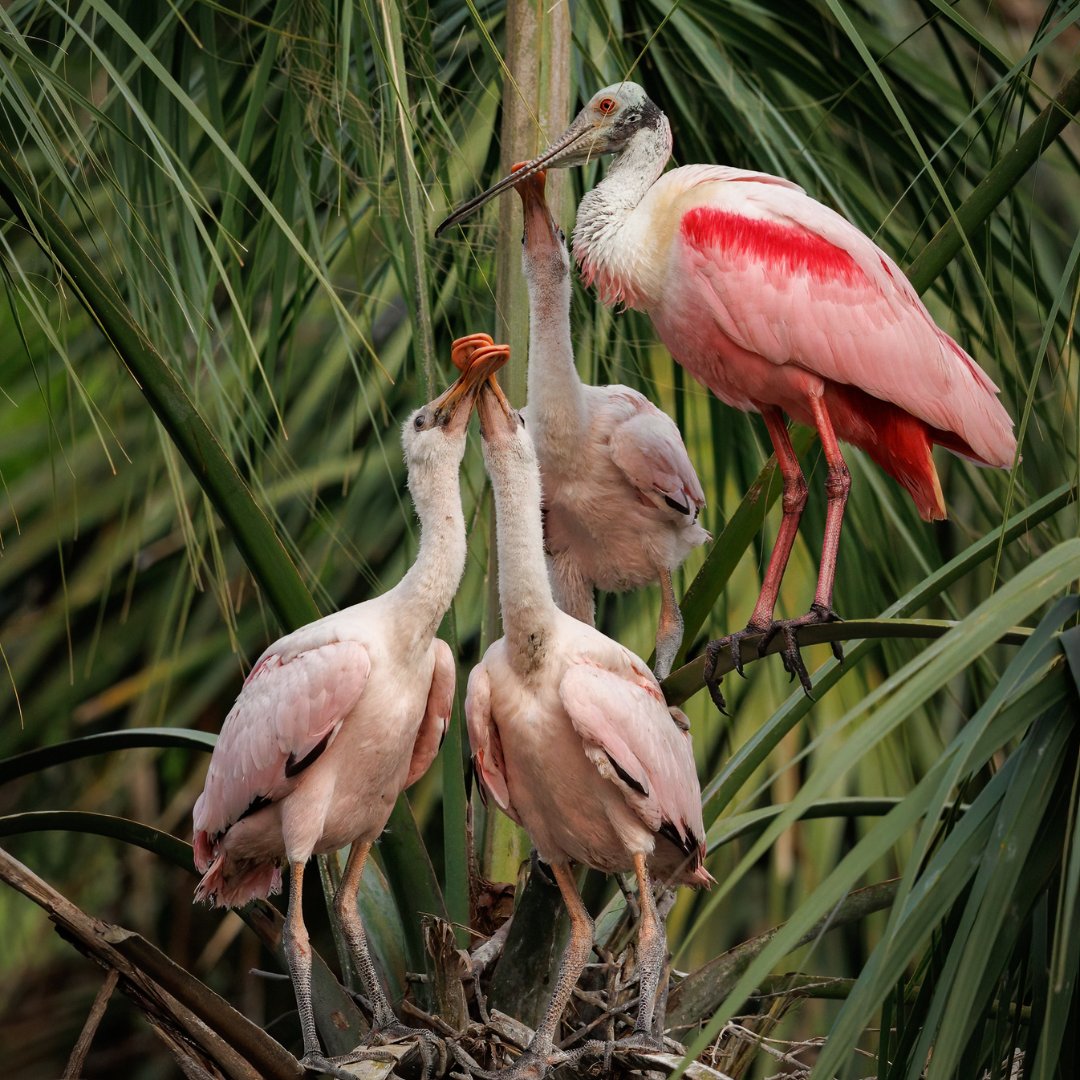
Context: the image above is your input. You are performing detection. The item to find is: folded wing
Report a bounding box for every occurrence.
[558,660,705,866]
[608,395,706,521]
[193,640,370,862]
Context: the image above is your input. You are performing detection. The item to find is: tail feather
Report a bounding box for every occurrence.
[684,858,717,890]
[193,839,281,909]
[826,385,944,520]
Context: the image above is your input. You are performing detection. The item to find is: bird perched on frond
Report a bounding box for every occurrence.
[439,81,1017,711]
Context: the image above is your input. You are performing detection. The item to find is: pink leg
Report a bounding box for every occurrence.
[704,400,852,711]
[747,407,810,628]
[487,863,597,1079]
[335,842,445,1074]
[703,407,807,712]
[756,394,848,693]
[627,852,666,1044]
[808,394,851,613]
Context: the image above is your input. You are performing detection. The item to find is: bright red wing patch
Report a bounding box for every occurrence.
[682,207,864,285]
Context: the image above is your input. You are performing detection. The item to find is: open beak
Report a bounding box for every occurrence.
[476,371,518,444]
[435,110,600,237]
[514,166,561,254]
[429,339,510,434]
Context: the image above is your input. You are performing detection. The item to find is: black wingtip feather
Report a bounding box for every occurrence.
[284,730,333,778]
[606,751,648,796]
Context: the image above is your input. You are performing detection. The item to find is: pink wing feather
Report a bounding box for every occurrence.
[607,396,705,520]
[665,168,1015,467]
[192,640,370,862]
[464,662,523,826]
[405,638,455,788]
[558,660,706,869]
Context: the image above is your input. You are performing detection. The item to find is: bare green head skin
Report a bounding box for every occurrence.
[435,83,665,236]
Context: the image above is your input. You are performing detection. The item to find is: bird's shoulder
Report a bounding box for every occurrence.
[656,163,806,202]
[561,621,662,700]
[670,170,912,301]
[584,381,648,412]
[250,602,382,668]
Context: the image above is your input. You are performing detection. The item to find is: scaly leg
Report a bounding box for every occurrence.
[335,842,396,1027]
[284,861,321,1063]
[335,842,445,1078]
[653,566,683,682]
[549,552,596,627]
[489,862,596,1078]
[808,394,850,619]
[620,853,668,1050]
[284,861,376,1079]
[704,407,807,712]
[759,395,848,693]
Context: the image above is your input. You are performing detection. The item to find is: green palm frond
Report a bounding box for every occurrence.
[1,2,1077,1077]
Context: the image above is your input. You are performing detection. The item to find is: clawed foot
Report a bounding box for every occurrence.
[702,622,768,714]
[371,1022,447,1079]
[760,602,844,697]
[300,1047,397,1079]
[703,604,843,710]
[450,1040,605,1079]
[614,1029,666,1054]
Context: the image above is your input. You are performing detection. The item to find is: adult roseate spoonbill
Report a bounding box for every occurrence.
[465,348,711,1078]
[192,345,502,1079]
[438,83,1017,709]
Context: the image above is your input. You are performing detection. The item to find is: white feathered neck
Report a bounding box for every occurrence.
[386,436,468,652]
[483,427,558,674]
[572,117,673,311]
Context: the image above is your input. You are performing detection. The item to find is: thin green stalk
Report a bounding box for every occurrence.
[0,143,320,631]
[372,0,436,397]
[668,879,899,1028]
[908,67,1080,294]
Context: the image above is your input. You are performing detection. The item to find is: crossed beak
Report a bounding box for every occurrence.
[429,338,510,433]
[449,334,515,441]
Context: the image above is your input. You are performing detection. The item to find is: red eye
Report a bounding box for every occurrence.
[598,97,617,115]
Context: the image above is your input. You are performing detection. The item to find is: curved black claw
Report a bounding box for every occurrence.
[759,603,844,699]
[450,1041,606,1080]
[702,625,769,715]
[371,1023,447,1080]
[301,1048,396,1079]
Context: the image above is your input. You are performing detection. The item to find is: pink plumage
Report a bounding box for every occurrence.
[458,361,711,1074]
[188,347,497,1074]
[437,82,1017,704]
[467,626,711,889]
[193,640,370,906]
[510,170,707,679]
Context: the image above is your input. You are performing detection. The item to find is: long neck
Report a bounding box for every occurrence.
[572,118,672,308]
[389,456,468,650]
[485,436,558,668]
[525,260,587,469]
